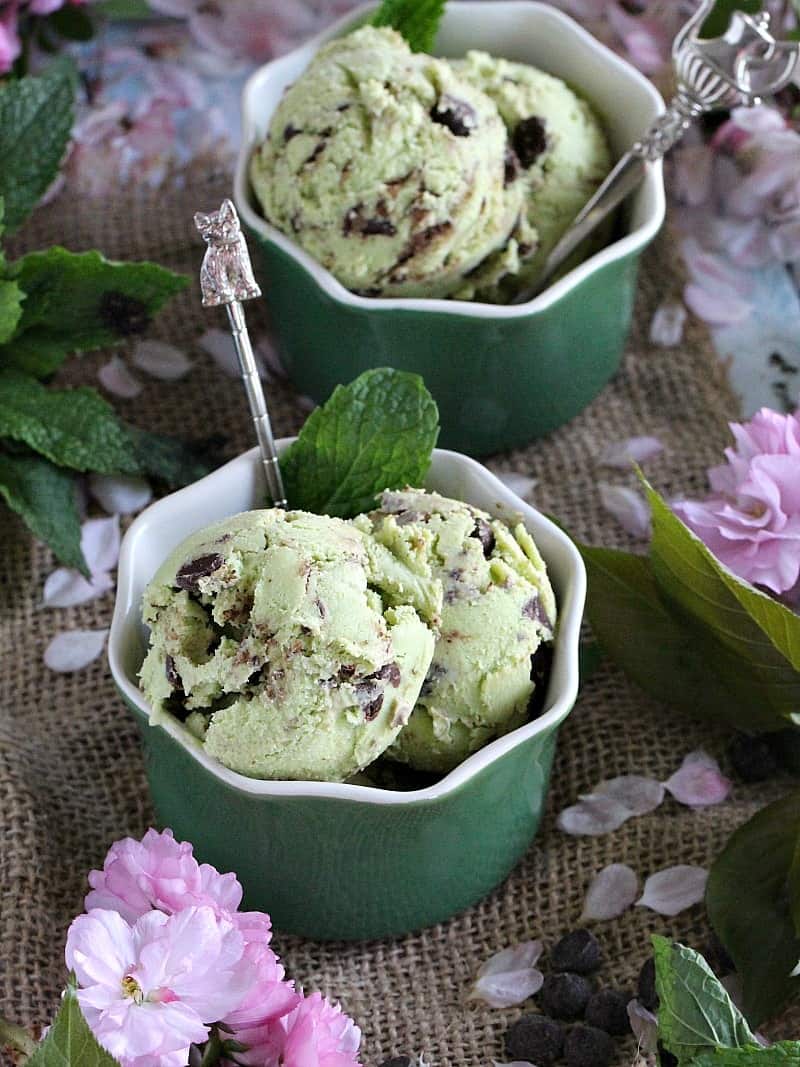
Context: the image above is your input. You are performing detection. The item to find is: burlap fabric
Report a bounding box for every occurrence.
[2,171,798,1066]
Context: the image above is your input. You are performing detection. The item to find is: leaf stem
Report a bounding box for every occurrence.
[0,1015,38,1059]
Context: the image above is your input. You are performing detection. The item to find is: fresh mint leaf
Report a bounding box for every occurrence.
[281,368,439,517]
[0,449,85,572]
[26,984,121,1066]
[127,427,222,488]
[0,279,23,345]
[372,0,446,52]
[693,1044,800,1067]
[0,58,77,232]
[645,479,800,728]
[2,247,188,378]
[0,369,140,475]
[707,792,800,1026]
[653,936,757,1066]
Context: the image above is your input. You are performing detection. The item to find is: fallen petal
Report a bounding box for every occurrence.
[595,775,665,816]
[257,335,287,381]
[81,515,121,575]
[557,794,633,836]
[98,354,143,399]
[44,629,108,672]
[580,864,639,922]
[497,472,538,499]
[470,941,544,1008]
[88,473,152,516]
[598,483,651,538]
[627,999,658,1052]
[599,437,664,470]
[297,394,317,413]
[636,865,709,916]
[131,339,192,380]
[649,301,688,348]
[664,750,732,808]
[42,568,114,608]
[199,328,267,379]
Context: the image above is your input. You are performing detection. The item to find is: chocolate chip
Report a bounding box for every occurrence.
[505,1015,564,1066]
[305,141,326,164]
[420,663,446,697]
[336,103,350,111]
[551,929,603,974]
[315,598,327,619]
[378,662,402,687]
[513,116,548,168]
[283,123,301,141]
[99,291,150,336]
[523,596,550,627]
[339,664,356,680]
[471,518,496,557]
[529,642,553,709]
[430,94,477,136]
[363,693,384,721]
[504,144,521,185]
[165,654,180,688]
[564,1025,614,1067]
[352,287,383,297]
[395,221,453,267]
[343,204,397,238]
[362,217,397,236]
[175,553,224,592]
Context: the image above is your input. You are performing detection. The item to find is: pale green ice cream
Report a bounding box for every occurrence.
[355,489,557,773]
[139,509,439,782]
[249,26,525,299]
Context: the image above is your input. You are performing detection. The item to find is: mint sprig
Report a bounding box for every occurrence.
[372,0,446,53]
[25,982,121,1067]
[281,368,439,517]
[0,450,85,573]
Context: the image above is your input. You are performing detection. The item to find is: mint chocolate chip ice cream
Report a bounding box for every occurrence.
[139,509,439,782]
[355,489,557,773]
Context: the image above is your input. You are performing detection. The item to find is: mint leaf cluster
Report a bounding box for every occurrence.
[25,982,121,1067]
[281,367,440,517]
[371,0,446,52]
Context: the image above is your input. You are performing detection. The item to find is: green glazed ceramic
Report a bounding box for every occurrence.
[109,444,586,941]
[233,2,666,457]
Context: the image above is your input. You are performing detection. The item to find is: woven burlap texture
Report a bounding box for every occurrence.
[1,173,797,1067]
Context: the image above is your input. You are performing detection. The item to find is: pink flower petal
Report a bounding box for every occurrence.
[98,355,143,399]
[42,568,114,609]
[598,483,651,538]
[88,474,152,516]
[497,472,538,498]
[594,775,665,816]
[257,335,287,382]
[557,794,633,836]
[580,864,639,922]
[636,865,709,916]
[470,941,544,1008]
[81,516,121,574]
[45,629,108,672]
[649,301,687,347]
[599,437,664,470]
[664,750,732,808]
[627,999,658,1052]
[131,340,192,381]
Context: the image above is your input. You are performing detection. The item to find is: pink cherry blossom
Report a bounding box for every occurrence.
[0,3,21,75]
[276,992,362,1067]
[673,408,800,596]
[66,906,253,1067]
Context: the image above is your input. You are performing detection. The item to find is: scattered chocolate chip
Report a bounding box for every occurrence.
[305,141,326,165]
[420,663,446,698]
[728,732,778,783]
[471,518,496,557]
[528,643,554,717]
[551,930,603,975]
[522,595,548,625]
[336,102,350,111]
[637,957,658,1012]
[175,554,224,592]
[363,217,397,236]
[564,1024,614,1067]
[377,662,402,687]
[352,287,383,297]
[363,693,384,721]
[339,664,356,680]
[513,115,549,168]
[343,204,397,238]
[395,221,452,267]
[284,123,301,141]
[585,989,631,1035]
[505,1014,565,1066]
[541,972,593,1020]
[246,665,268,688]
[430,94,478,136]
[165,654,180,689]
[99,291,150,336]
[504,144,521,185]
[315,598,327,619]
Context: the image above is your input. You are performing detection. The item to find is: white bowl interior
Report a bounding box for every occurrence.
[234,0,665,317]
[110,443,586,803]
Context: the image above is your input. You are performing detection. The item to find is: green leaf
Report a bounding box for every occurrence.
[0,279,23,345]
[645,480,800,729]
[1,247,188,377]
[701,0,761,37]
[26,984,121,1066]
[653,936,758,1066]
[281,368,439,517]
[126,426,222,488]
[578,545,780,730]
[707,792,800,1026]
[0,369,140,475]
[0,449,85,572]
[372,0,446,52]
[48,6,95,41]
[693,1044,800,1067]
[0,58,77,233]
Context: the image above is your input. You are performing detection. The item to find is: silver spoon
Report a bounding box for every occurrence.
[194,198,288,509]
[512,2,800,303]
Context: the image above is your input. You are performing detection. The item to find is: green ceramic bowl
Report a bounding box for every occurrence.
[109,444,585,941]
[233,1,666,456]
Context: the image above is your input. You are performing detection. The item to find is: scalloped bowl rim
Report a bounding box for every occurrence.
[233,0,666,319]
[109,442,586,805]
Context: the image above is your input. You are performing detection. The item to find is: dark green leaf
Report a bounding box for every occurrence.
[92,0,155,17]
[578,640,604,684]
[701,0,761,37]
[372,0,446,52]
[1,247,187,377]
[653,936,757,1066]
[48,6,95,41]
[0,369,140,475]
[790,828,800,941]
[0,449,85,572]
[25,984,121,1066]
[0,58,76,232]
[281,368,439,517]
[707,792,800,1026]
[693,1044,800,1067]
[126,427,222,488]
[0,279,23,345]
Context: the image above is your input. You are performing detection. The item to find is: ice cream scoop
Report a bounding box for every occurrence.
[355,489,556,773]
[139,508,439,781]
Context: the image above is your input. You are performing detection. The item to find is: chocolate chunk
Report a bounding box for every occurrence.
[352,287,383,297]
[528,643,554,718]
[175,553,224,592]
[505,1015,564,1066]
[315,598,327,619]
[504,144,521,186]
[420,663,446,698]
[362,217,397,236]
[513,115,549,168]
[551,929,603,974]
[336,103,350,111]
[247,665,268,688]
[522,595,550,627]
[283,123,301,141]
[343,203,397,238]
[471,518,496,557]
[99,291,150,336]
[339,664,356,680]
[363,693,384,721]
[377,662,402,687]
[165,654,180,688]
[430,94,478,136]
[305,141,326,165]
